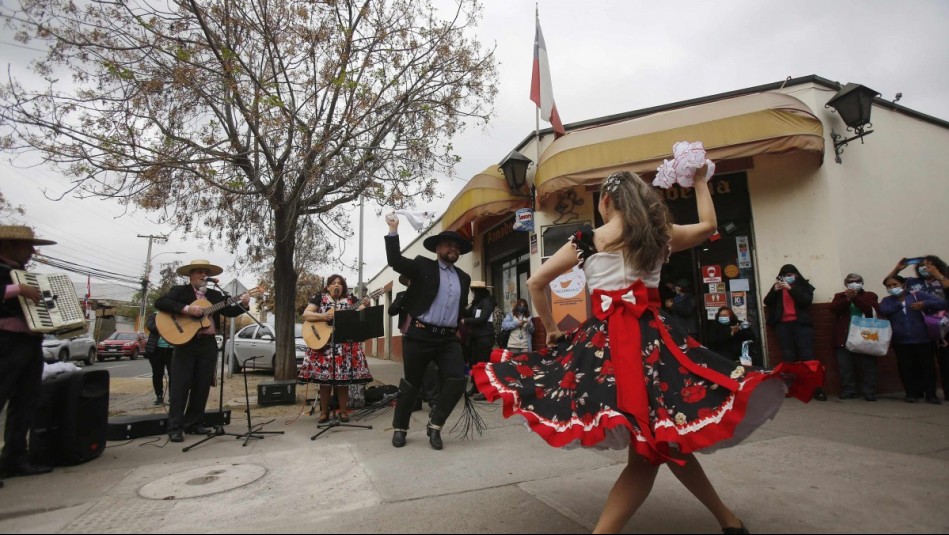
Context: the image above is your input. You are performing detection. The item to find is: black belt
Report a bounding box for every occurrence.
[412,320,457,337]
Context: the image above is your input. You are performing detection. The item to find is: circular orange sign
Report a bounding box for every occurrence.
[724,264,740,278]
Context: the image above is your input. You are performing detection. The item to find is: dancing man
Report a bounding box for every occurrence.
[385,213,471,450]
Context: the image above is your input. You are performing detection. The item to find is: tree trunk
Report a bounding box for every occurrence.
[272,208,299,381]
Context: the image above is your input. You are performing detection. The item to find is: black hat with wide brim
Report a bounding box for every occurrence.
[423,231,472,255]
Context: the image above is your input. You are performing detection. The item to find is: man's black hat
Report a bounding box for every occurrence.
[423,231,472,255]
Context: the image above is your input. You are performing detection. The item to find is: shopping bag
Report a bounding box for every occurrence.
[845,316,892,356]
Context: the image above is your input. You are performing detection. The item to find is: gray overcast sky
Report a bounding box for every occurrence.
[2,0,947,293]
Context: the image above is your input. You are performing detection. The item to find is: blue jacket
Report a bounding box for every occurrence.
[879,291,947,345]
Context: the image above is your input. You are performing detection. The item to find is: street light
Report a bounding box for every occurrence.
[825,83,881,164]
[138,250,185,332]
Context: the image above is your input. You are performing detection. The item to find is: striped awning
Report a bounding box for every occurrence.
[443,166,531,233]
[535,92,825,200]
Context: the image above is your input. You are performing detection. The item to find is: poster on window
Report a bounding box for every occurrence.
[549,265,589,331]
[736,236,752,269]
[731,291,748,321]
[702,265,722,284]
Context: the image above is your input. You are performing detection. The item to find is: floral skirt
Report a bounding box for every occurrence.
[298,343,373,385]
[473,309,822,464]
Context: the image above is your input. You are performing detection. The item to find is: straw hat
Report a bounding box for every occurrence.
[0,225,56,245]
[176,259,223,277]
[470,281,492,290]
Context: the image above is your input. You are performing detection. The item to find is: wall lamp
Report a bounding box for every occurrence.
[825,83,881,164]
[498,149,535,206]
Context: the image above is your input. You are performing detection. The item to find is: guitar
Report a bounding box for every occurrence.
[302,287,386,350]
[156,286,263,346]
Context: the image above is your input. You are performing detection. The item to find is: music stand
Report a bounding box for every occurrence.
[311,305,384,440]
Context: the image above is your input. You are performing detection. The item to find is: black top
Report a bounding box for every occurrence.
[385,234,471,325]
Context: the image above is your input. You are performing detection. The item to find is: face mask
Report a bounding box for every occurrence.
[918,267,930,278]
[888,287,904,296]
[718,316,731,325]
[784,276,796,285]
[846,282,863,291]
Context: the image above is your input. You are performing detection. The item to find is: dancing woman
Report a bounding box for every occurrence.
[473,166,820,534]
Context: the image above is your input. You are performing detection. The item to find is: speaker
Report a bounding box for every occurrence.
[257,380,296,405]
[202,409,231,427]
[30,368,110,466]
[107,413,169,441]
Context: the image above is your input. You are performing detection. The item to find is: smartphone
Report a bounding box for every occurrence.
[905,257,924,265]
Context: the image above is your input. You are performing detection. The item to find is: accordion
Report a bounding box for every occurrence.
[10,270,86,334]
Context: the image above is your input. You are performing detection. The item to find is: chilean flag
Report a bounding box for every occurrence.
[530,18,565,136]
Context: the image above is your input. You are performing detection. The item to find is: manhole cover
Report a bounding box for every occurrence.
[139,464,267,500]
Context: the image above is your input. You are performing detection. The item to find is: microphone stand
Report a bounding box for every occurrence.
[183,279,274,452]
[233,356,284,446]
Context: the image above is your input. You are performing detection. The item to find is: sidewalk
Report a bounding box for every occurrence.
[0,356,947,533]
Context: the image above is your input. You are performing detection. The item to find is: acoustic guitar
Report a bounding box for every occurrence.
[302,287,386,350]
[156,286,262,346]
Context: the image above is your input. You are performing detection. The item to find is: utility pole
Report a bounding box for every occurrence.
[137,234,168,332]
[357,195,365,297]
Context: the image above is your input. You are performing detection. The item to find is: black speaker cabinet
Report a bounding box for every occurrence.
[30,368,109,466]
[257,380,296,405]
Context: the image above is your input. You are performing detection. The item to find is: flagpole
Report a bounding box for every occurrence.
[535,3,541,207]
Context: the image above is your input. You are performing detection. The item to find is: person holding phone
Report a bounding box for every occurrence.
[763,264,828,401]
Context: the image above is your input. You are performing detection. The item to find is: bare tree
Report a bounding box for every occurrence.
[0,0,498,379]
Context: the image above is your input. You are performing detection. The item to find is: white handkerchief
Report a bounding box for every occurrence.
[395,210,435,232]
[653,141,709,189]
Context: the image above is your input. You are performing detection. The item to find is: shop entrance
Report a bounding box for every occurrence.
[484,216,531,314]
[660,172,762,364]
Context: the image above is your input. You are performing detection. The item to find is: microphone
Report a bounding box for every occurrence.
[203,276,220,284]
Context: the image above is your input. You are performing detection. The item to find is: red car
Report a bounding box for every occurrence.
[97,331,147,360]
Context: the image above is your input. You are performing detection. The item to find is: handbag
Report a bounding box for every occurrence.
[845,315,892,356]
[923,310,949,342]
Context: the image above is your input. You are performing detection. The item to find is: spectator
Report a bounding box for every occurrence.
[763,264,827,401]
[664,278,698,338]
[461,281,497,397]
[879,275,946,404]
[706,307,754,362]
[501,298,535,353]
[829,273,881,401]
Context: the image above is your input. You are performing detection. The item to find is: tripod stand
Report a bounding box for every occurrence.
[233,356,284,446]
[310,302,383,440]
[183,281,272,452]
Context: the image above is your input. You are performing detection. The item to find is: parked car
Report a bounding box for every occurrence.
[226,323,306,373]
[97,331,147,360]
[42,334,97,365]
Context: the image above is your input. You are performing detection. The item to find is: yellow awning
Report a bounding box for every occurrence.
[536,92,824,200]
[443,166,530,233]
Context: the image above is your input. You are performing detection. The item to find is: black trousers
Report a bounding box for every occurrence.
[147,346,174,398]
[774,321,815,361]
[893,342,937,399]
[402,332,466,388]
[168,336,217,431]
[0,331,43,464]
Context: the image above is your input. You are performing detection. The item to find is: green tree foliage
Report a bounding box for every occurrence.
[1,0,498,379]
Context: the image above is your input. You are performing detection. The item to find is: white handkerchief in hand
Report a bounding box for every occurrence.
[652,141,707,189]
[395,210,435,231]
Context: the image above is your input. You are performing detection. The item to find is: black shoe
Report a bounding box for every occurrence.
[185,425,212,435]
[722,521,749,534]
[838,392,859,400]
[154,396,164,406]
[392,430,407,448]
[427,424,443,450]
[864,394,877,401]
[925,395,943,405]
[905,396,919,404]
[0,462,52,478]
[813,389,827,402]
[169,430,184,442]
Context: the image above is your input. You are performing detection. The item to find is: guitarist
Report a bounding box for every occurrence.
[155,259,249,443]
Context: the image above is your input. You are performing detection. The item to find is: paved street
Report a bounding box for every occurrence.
[0,357,947,533]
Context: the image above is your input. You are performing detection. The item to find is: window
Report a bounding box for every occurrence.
[236,326,257,339]
[541,222,589,258]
